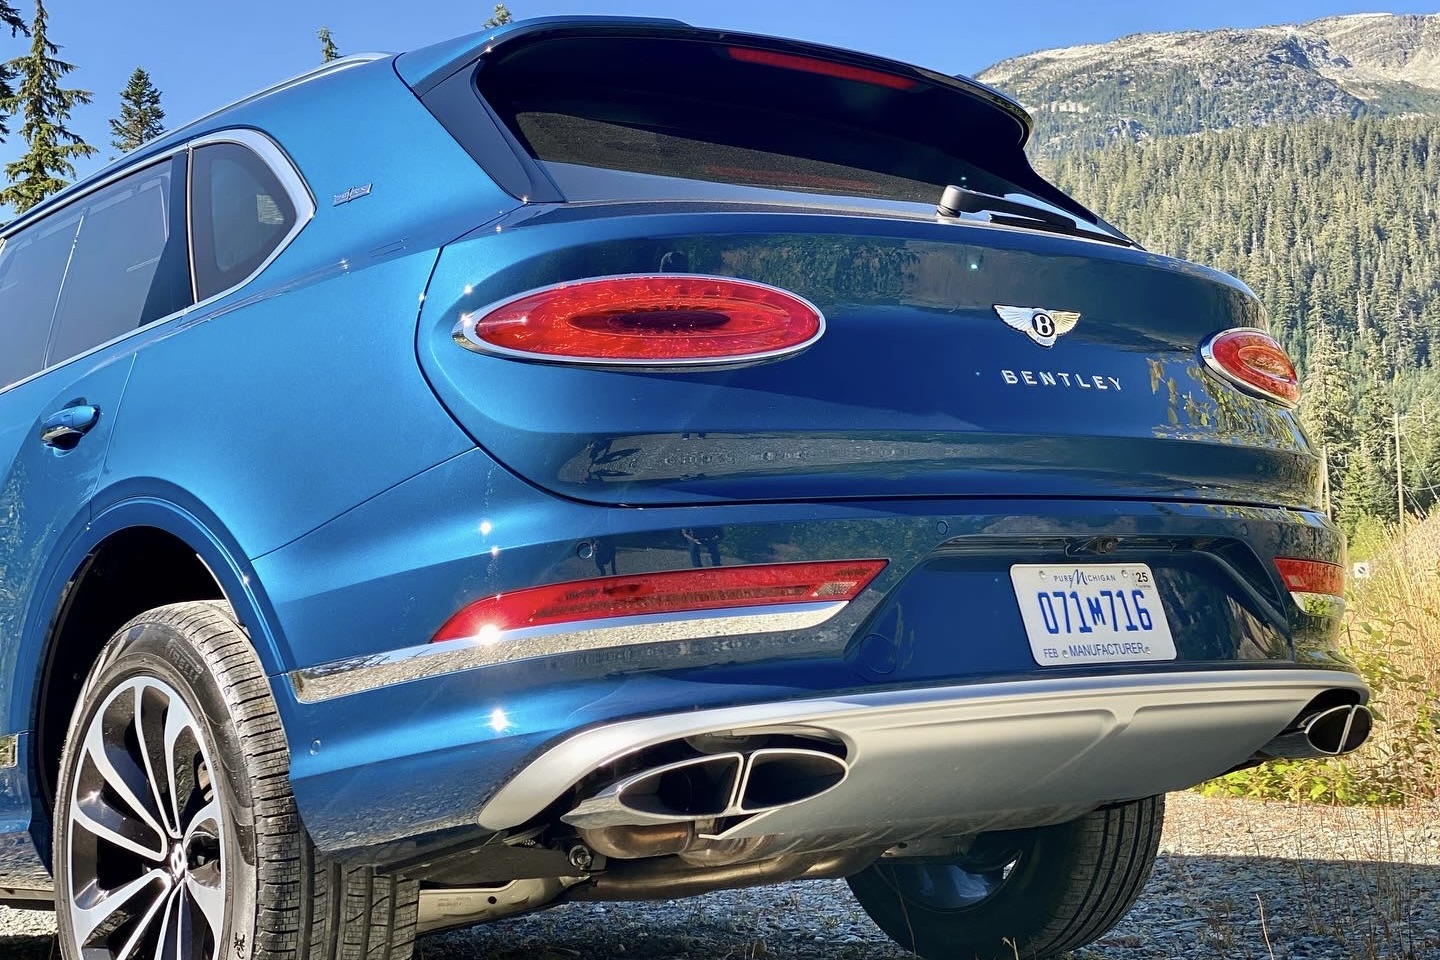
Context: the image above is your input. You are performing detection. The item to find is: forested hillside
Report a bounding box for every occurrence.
[979,13,1440,156]
[1049,115,1440,525]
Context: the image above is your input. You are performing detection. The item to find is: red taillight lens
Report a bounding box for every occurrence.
[726,46,919,90]
[1200,328,1300,408]
[432,559,887,643]
[455,275,825,367]
[1274,558,1345,599]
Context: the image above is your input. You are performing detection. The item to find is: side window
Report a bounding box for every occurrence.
[190,143,298,302]
[0,212,82,388]
[45,156,192,364]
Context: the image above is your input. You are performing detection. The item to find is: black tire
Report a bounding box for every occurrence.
[847,795,1164,960]
[52,601,419,960]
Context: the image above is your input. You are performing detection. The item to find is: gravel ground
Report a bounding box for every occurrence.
[3,793,1437,959]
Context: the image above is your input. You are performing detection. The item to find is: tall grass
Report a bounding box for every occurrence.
[1203,512,1440,805]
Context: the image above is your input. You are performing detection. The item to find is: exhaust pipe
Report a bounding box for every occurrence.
[734,748,848,813]
[563,753,744,829]
[564,747,850,840]
[1259,703,1373,759]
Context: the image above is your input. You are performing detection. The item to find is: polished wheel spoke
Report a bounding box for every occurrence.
[68,677,227,960]
[80,703,168,850]
[184,872,225,943]
[163,696,198,834]
[71,869,170,947]
[135,685,180,838]
[71,801,167,862]
[113,879,176,960]
[155,888,182,960]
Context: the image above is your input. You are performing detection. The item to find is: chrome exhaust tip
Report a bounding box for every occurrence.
[563,753,745,829]
[563,745,850,844]
[1254,701,1373,760]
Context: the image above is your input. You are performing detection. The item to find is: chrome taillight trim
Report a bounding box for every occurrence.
[1199,326,1300,409]
[452,273,827,369]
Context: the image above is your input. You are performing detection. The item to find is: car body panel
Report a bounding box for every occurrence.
[418,206,1316,509]
[253,447,1348,854]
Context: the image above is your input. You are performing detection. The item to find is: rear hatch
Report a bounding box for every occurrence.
[405,22,1317,508]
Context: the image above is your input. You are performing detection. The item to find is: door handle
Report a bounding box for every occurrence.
[40,404,100,449]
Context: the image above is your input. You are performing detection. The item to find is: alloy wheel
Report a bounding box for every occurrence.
[65,676,226,960]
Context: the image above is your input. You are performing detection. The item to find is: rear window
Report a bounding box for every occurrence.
[468,33,1081,215]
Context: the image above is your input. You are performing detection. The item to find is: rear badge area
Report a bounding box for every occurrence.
[994,304,1080,347]
[1009,563,1178,666]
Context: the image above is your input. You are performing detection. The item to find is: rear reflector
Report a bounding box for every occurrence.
[455,274,825,367]
[726,47,919,90]
[1274,558,1345,599]
[1200,328,1300,408]
[432,559,887,643]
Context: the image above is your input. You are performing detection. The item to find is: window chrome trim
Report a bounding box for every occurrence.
[186,128,317,304]
[0,128,315,397]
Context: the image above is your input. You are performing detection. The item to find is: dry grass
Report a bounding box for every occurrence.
[1341,512,1440,803]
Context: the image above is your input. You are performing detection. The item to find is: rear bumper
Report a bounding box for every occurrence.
[256,449,1357,857]
[478,668,1368,837]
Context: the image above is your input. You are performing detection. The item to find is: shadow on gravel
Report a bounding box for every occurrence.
[0,934,52,959]
[418,853,1440,960]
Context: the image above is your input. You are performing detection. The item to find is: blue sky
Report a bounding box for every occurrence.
[4,1,1440,181]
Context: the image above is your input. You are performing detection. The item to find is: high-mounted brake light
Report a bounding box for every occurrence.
[1274,558,1345,601]
[726,47,919,90]
[454,274,825,367]
[432,559,887,644]
[1200,328,1300,408]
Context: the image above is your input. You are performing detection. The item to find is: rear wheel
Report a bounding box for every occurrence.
[52,601,419,960]
[847,796,1164,960]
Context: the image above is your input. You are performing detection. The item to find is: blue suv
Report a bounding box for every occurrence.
[0,18,1369,960]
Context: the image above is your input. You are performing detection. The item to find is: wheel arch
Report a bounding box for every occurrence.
[24,490,290,864]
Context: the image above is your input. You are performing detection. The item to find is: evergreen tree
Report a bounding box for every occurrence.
[1298,323,1353,513]
[482,4,513,29]
[109,67,165,153]
[0,2,25,37]
[0,0,96,214]
[317,26,339,63]
[0,1,29,144]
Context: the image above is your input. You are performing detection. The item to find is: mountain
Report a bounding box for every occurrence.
[976,13,1440,155]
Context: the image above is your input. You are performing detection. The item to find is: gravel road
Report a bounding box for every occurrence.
[4,793,1437,959]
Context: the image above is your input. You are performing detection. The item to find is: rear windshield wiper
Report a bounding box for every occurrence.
[936,185,1134,247]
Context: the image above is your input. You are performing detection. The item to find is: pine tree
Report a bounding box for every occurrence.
[317,26,340,63]
[0,0,96,214]
[109,67,165,153]
[0,1,29,144]
[482,4,513,29]
[0,1,24,37]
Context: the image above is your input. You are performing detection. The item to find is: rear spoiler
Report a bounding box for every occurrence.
[395,16,1034,142]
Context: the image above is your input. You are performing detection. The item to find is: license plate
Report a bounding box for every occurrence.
[1009,563,1177,666]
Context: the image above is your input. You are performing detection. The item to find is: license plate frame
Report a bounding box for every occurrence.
[1009,563,1177,666]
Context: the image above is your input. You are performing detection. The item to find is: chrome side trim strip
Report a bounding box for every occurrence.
[476,668,1369,831]
[288,601,847,703]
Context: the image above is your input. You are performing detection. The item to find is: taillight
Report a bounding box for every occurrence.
[726,46,919,90]
[454,275,825,368]
[432,559,886,643]
[1200,328,1300,408]
[1274,557,1345,601]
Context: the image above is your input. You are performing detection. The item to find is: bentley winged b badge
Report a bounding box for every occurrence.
[994,305,1081,348]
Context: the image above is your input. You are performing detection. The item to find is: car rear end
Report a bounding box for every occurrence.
[267,18,1367,946]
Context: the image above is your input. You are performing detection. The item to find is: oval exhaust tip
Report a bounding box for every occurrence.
[1303,704,1372,756]
[737,748,849,812]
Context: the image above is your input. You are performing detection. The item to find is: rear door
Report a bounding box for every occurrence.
[0,157,191,870]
